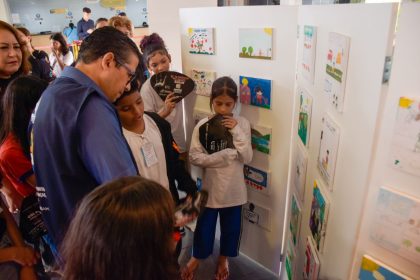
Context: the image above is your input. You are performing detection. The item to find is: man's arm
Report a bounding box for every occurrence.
[77,97,138,183]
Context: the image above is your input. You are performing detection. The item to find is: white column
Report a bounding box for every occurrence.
[0,0,11,23]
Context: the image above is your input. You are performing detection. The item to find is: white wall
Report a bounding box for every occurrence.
[147,0,217,72]
[284,4,398,279]
[6,0,148,34]
[180,6,299,274]
[0,0,11,22]
[350,3,420,279]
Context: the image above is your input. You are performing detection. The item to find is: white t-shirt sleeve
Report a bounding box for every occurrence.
[63,51,74,66]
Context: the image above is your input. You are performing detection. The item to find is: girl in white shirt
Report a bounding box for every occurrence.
[139,33,188,154]
[49,33,73,78]
[182,77,253,280]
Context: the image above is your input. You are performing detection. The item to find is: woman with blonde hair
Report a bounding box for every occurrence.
[108,16,133,37]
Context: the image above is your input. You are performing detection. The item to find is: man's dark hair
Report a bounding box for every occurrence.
[83,7,91,13]
[118,12,127,17]
[77,26,141,66]
[95,17,108,27]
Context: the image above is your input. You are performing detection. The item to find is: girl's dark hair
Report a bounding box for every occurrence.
[95,17,108,28]
[139,33,169,67]
[50,32,69,55]
[209,76,238,109]
[0,76,47,157]
[69,23,74,29]
[62,176,178,280]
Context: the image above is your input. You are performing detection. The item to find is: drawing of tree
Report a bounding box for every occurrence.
[248,46,253,56]
[242,47,247,56]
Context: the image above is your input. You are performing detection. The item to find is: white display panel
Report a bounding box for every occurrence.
[352,4,420,279]
[291,3,398,280]
[180,6,299,274]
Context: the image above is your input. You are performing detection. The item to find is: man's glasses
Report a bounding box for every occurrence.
[115,58,137,85]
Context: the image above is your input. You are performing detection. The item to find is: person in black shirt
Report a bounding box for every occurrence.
[16,27,53,82]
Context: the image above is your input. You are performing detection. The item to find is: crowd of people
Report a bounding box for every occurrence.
[0,6,253,280]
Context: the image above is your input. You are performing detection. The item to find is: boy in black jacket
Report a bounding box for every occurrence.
[115,79,198,220]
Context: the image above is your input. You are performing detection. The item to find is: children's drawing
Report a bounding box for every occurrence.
[303,236,320,280]
[285,238,296,280]
[191,69,216,97]
[188,28,215,55]
[243,165,270,195]
[251,124,272,154]
[192,109,212,126]
[292,142,308,203]
[290,194,302,247]
[297,87,313,147]
[302,25,317,84]
[239,28,273,60]
[239,76,271,109]
[370,187,420,266]
[243,201,271,231]
[324,32,350,112]
[309,180,330,253]
[390,97,420,177]
[317,114,340,190]
[359,255,412,280]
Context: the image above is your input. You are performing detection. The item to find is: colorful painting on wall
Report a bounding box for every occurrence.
[317,114,340,190]
[239,76,271,109]
[302,25,317,84]
[238,28,273,60]
[251,124,272,154]
[390,97,420,177]
[324,32,350,112]
[309,180,330,253]
[243,201,271,231]
[293,142,308,203]
[188,28,215,55]
[370,187,420,265]
[285,238,296,280]
[290,194,302,247]
[244,165,270,195]
[303,236,320,280]
[191,69,216,97]
[359,255,412,280]
[297,87,313,147]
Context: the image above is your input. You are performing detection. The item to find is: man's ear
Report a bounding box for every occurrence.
[101,52,115,70]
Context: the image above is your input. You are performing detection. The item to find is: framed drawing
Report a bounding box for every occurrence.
[317,114,340,190]
[188,28,215,55]
[390,97,420,177]
[324,32,350,112]
[238,28,273,60]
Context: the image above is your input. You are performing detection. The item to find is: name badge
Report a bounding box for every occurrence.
[141,142,158,167]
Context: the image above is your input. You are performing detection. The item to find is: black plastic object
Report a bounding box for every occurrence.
[199,114,235,154]
[150,71,195,103]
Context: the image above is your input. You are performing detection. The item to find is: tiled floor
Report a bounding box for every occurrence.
[178,229,279,280]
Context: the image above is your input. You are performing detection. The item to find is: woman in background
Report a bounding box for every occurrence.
[0,20,31,212]
[49,33,73,78]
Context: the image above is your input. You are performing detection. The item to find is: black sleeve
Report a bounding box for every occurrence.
[169,138,197,196]
[146,112,197,196]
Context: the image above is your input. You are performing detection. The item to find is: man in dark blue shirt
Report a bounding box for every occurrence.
[33,27,141,246]
[76,7,94,40]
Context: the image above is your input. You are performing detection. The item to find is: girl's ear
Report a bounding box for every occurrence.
[168,53,172,63]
